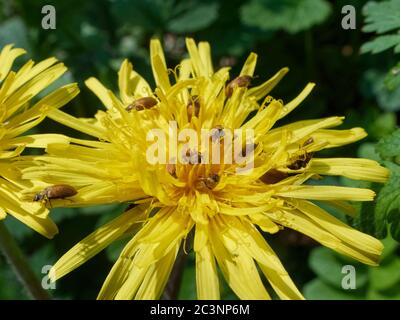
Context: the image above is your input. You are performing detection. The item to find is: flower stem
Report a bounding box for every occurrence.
[162,248,188,300]
[0,221,51,300]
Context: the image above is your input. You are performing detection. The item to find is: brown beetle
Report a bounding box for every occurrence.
[302,137,314,147]
[200,173,220,190]
[225,75,252,98]
[183,149,203,165]
[287,151,313,170]
[166,163,177,178]
[33,184,78,202]
[287,138,314,170]
[126,97,158,111]
[260,168,288,184]
[187,95,200,121]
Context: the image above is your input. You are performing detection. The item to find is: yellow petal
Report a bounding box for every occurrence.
[268,209,381,266]
[85,77,114,109]
[0,45,26,81]
[276,185,375,201]
[308,158,389,183]
[240,52,257,77]
[51,205,147,281]
[98,240,141,300]
[209,217,271,299]
[294,200,383,256]
[186,38,206,78]
[247,67,289,100]
[194,223,220,299]
[249,213,280,233]
[48,109,107,139]
[198,41,214,77]
[150,39,171,92]
[118,59,151,104]
[218,215,304,299]
[0,207,6,220]
[312,128,367,149]
[135,242,179,299]
[196,242,220,300]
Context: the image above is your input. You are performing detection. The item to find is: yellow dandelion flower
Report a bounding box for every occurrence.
[18,38,388,299]
[0,44,79,238]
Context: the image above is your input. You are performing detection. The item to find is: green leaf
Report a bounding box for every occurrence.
[362,1,400,56]
[367,284,400,300]
[361,34,400,54]
[363,0,400,34]
[111,0,219,33]
[308,247,368,289]
[376,129,400,160]
[357,143,381,162]
[380,235,399,260]
[110,0,174,30]
[358,188,386,238]
[362,70,400,112]
[375,173,400,241]
[241,0,331,34]
[303,279,365,300]
[370,113,397,137]
[168,2,219,33]
[385,62,400,90]
[369,257,400,291]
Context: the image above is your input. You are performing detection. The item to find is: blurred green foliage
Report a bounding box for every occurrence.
[304,236,400,299]
[0,0,399,300]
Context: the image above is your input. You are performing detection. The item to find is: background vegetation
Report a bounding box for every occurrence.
[0,0,399,299]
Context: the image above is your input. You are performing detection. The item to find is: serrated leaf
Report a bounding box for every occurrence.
[362,1,400,57]
[241,0,331,34]
[363,0,400,34]
[359,190,386,238]
[361,34,400,54]
[362,70,400,112]
[376,129,400,159]
[375,174,400,241]
[357,143,381,162]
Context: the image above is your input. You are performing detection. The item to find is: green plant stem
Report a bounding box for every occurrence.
[0,221,51,300]
[162,248,188,300]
